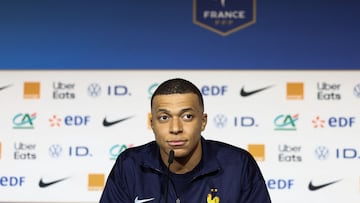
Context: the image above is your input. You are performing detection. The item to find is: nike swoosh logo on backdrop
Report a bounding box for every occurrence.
[308,179,341,191]
[103,116,133,127]
[39,177,69,188]
[0,84,12,91]
[134,196,155,203]
[240,85,273,97]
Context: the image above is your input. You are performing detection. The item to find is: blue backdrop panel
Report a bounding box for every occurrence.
[0,0,359,69]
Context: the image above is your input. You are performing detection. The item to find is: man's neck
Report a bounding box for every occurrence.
[170,144,202,174]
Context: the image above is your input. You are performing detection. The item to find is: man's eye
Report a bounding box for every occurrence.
[183,114,193,120]
[159,115,169,121]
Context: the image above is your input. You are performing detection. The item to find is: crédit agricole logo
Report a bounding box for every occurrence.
[193,0,256,36]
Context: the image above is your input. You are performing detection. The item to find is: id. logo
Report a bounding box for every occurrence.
[193,0,256,36]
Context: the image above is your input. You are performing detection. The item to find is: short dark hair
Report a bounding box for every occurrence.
[151,78,204,110]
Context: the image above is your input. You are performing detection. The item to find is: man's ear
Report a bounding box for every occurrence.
[201,113,208,131]
[148,112,153,129]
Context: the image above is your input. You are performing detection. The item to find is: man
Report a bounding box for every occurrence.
[100,78,271,203]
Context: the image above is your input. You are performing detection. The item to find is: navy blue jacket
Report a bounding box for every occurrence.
[100,137,271,203]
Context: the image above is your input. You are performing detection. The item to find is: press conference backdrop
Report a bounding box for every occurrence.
[0,70,359,203]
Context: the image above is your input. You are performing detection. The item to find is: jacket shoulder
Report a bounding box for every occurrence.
[115,141,157,164]
[204,139,255,163]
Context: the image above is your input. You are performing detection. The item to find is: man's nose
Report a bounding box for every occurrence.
[170,118,183,134]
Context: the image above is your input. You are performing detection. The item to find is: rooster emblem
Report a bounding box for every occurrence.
[207,188,220,203]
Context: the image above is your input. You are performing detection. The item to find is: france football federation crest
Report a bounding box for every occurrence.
[193,0,256,36]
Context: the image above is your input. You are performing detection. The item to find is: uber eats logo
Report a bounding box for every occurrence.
[52,81,76,99]
[13,142,36,160]
[316,82,341,100]
[278,144,302,162]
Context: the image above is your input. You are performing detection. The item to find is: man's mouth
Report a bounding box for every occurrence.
[168,140,186,147]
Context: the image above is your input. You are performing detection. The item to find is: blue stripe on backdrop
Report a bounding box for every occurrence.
[0,0,359,69]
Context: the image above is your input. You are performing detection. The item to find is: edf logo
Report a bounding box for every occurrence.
[267,179,294,190]
[201,85,228,96]
[328,117,355,128]
[312,116,356,128]
[0,176,25,187]
[64,115,90,126]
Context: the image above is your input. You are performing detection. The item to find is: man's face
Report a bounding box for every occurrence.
[150,93,207,160]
